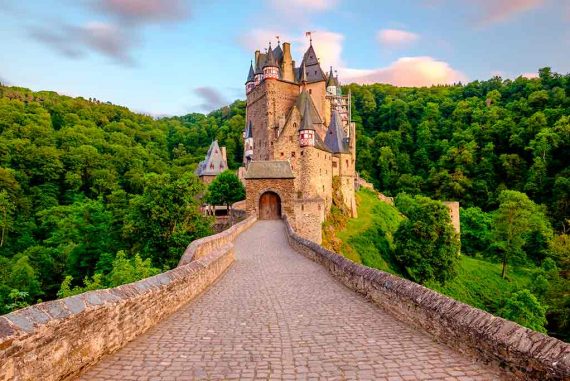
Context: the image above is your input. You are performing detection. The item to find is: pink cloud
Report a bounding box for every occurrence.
[469,0,545,25]
[270,0,337,12]
[377,29,419,47]
[522,72,539,79]
[340,57,467,87]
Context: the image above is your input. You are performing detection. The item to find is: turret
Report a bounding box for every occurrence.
[244,120,254,163]
[298,95,316,148]
[263,43,279,80]
[326,66,339,96]
[245,61,255,94]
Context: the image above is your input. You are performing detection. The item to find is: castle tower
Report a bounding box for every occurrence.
[326,66,338,96]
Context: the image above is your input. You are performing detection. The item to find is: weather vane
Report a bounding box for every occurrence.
[305,31,314,45]
[276,35,280,45]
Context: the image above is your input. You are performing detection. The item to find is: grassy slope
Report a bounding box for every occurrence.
[336,188,537,314]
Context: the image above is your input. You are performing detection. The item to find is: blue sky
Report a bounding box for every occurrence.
[0,0,568,116]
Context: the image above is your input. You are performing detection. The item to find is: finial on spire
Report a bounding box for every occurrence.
[276,35,280,45]
[305,31,313,46]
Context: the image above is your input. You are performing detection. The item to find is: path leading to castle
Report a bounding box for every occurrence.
[77,221,506,381]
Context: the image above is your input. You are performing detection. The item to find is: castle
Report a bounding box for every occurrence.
[240,39,357,243]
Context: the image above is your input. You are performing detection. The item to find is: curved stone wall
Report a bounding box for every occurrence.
[283,216,570,381]
[0,215,256,381]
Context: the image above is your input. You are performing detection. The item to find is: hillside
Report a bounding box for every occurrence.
[331,188,568,341]
[0,85,244,312]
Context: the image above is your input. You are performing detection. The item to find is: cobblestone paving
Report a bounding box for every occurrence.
[78,220,507,381]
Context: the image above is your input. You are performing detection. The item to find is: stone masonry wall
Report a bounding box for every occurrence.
[283,215,570,381]
[245,178,295,220]
[0,216,256,381]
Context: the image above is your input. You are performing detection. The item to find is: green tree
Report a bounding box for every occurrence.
[493,190,551,278]
[124,173,212,268]
[0,190,15,247]
[499,289,547,333]
[460,207,493,257]
[205,170,246,214]
[394,195,460,284]
[107,251,160,287]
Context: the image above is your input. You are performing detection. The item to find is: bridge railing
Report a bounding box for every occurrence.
[283,214,570,381]
[0,215,256,381]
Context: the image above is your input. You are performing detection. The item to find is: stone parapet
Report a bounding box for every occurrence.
[178,215,256,265]
[283,215,570,381]
[0,215,256,381]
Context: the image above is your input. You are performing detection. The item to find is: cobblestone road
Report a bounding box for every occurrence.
[78,220,507,381]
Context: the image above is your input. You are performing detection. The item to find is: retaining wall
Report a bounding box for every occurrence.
[283,216,570,381]
[0,215,256,381]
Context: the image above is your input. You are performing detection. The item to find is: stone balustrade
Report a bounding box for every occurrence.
[0,215,256,381]
[283,215,570,381]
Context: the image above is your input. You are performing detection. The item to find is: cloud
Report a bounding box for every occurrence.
[468,0,545,25]
[340,56,467,87]
[522,72,538,79]
[29,22,137,65]
[94,0,190,23]
[296,31,344,68]
[238,29,344,69]
[194,87,227,111]
[377,29,419,47]
[270,0,337,12]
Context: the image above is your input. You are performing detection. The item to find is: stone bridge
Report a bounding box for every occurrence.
[1,218,569,380]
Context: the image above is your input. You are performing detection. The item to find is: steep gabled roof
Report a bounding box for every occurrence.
[195,140,228,176]
[325,110,349,153]
[299,96,315,131]
[246,61,255,83]
[273,43,283,64]
[295,89,323,124]
[299,45,325,83]
[255,53,267,73]
[263,44,278,68]
[326,66,339,88]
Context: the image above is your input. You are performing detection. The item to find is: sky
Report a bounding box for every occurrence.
[0,0,568,116]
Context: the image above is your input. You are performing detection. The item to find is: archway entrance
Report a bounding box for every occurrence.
[259,191,281,220]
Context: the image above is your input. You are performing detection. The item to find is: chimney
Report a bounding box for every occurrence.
[281,42,294,82]
[254,50,260,69]
[221,147,227,164]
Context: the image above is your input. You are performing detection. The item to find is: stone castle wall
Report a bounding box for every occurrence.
[0,216,256,381]
[283,215,570,381]
[244,178,295,220]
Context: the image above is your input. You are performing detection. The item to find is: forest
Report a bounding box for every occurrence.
[0,69,568,339]
[0,83,245,312]
[342,68,569,340]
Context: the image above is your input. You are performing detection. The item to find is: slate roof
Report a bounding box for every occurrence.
[299,95,316,131]
[298,45,325,83]
[273,44,283,63]
[295,89,322,124]
[264,44,278,68]
[246,61,255,83]
[244,161,295,179]
[325,110,349,153]
[326,66,339,88]
[195,140,228,176]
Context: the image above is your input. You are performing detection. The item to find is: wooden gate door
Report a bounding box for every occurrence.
[259,192,281,220]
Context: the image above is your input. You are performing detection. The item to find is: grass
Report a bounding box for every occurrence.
[335,188,539,316]
[336,189,403,272]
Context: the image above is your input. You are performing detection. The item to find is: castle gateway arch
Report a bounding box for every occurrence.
[259,191,281,220]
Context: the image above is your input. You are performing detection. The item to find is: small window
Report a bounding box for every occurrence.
[301,204,304,211]
[289,136,293,143]
[333,162,337,168]
[297,191,302,198]
[346,159,349,166]
[309,89,312,94]
[291,152,296,158]
[281,152,284,157]
[300,150,304,156]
